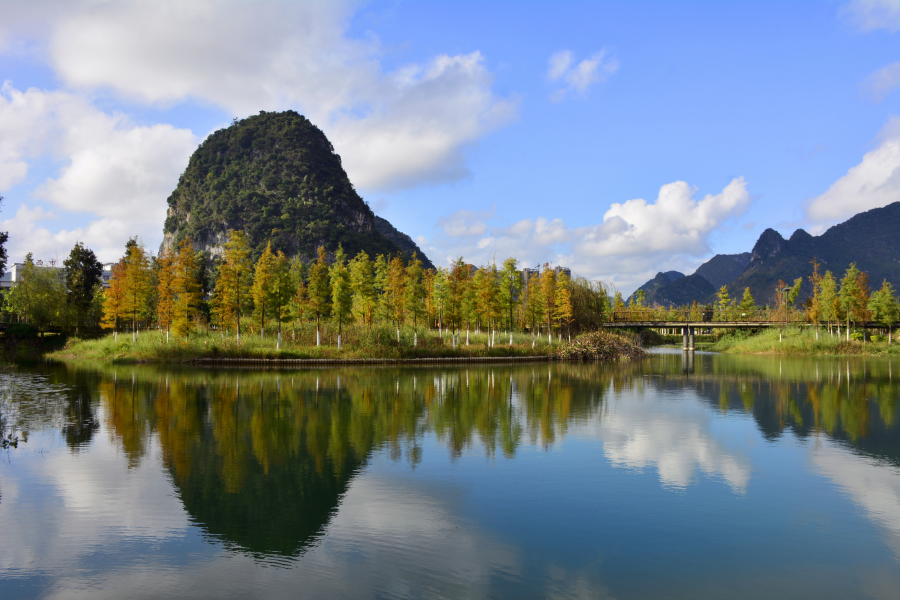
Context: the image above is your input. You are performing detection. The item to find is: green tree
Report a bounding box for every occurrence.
[819,271,837,331]
[63,242,103,335]
[839,263,861,340]
[385,256,407,336]
[716,286,731,320]
[524,272,545,340]
[330,246,352,349]
[349,250,376,328]
[4,253,67,335]
[404,254,426,343]
[373,254,389,322]
[447,258,470,334]
[213,230,253,341]
[307,246,331,346]
[869,279,899,342]
[269,250,295,349]
[738,287,755,315]
[631,289,647,309]
[251,242,277,338]
[498,258,522,332]
[432,267,449,335]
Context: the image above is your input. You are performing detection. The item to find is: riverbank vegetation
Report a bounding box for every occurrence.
[10,230,635,362]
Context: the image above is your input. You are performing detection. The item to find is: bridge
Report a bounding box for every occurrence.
[601,308,888,351]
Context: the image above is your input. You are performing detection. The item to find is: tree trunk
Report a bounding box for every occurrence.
[277,316,282,350]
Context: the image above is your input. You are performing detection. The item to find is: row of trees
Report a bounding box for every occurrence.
[91,230,610,347]
[709,260,899,338]
[2,244,104,336]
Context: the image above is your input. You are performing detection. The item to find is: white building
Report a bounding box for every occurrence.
[0,260,117,290]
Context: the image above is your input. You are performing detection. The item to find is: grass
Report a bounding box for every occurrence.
[703,326,900,356]
[49,324,562,364]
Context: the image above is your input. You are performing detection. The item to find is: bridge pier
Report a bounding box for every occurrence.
[682,327,689,351]
[689,327,695,352]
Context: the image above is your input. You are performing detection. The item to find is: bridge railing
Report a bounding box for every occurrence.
[607,307,807,324]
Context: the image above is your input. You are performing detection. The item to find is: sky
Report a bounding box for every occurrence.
[1,0,899,294]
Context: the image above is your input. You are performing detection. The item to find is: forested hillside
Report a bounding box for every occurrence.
[161,110,427,265]
[631,203,900,307]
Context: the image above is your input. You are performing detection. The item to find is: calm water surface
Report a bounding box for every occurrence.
[2,350,900,599]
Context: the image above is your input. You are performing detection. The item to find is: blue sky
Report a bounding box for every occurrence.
[1,0,900,292]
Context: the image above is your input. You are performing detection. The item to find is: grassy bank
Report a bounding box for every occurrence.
[705,326,900,356]
[48,324,645,364]
[50,325,550,363]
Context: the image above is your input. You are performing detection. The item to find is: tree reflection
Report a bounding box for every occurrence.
[7,356,900,557]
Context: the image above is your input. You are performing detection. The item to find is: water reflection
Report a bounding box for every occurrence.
[2,355,900,598]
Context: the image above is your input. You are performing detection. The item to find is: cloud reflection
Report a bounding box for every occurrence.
[597,387,751,493]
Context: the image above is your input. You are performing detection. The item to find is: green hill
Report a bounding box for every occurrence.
[632,203,900,307]
[161,110,431,266]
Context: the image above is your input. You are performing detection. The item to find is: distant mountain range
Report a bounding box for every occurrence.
[631,202,900,307]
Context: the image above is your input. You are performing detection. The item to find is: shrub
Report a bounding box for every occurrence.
[555,331,644,361]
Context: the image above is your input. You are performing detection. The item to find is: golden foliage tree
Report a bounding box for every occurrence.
[172,239,202,337]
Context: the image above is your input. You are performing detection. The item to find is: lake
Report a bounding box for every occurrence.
[1,350,899,599]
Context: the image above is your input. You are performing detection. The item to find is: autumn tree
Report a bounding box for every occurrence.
[172,239,202,337]
[122,239,152,342]
[102,260,126,340]
[540,266,557,341]
[554,271,573,341]
[156,250,176,342]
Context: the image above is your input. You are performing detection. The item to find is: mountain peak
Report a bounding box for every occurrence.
[750,228,786,263]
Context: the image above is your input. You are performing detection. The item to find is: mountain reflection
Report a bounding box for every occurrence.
[51,363,618,557]
[4,355,900,559]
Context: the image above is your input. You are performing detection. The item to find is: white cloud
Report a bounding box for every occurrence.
[0,0,516,193]
[547,49,618,102]
[863,62,900,102]
[841,0,900,33]
[424,178,751,292]
[804,117,900,228]
[436,208,494,238]
[1,203,155,263]
[0,83,196,261]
